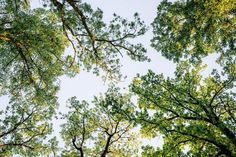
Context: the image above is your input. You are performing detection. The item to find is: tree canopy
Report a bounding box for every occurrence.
[0,0,235,156]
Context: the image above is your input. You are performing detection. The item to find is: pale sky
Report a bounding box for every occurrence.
[57,0,176,103]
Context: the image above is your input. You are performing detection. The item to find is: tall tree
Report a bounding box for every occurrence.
[0,0,148,155]
[131,62,236,156]
[60,88,139,157]
[129,0,236,155]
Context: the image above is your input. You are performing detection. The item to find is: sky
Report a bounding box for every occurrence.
[56,0,220,104]
[57,0,176,104]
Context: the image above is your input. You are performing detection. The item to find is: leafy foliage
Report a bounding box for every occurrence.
[133,1,236,155]
[0,1,68,154]
[50,0,148,80]
[0,90,58,156]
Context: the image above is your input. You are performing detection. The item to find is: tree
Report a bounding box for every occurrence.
[60,87,139,157]
[50,0,148,80]
[78,66,235,157]
[0,0,148,155]
[131,62,236,156]
[128,0,236,156]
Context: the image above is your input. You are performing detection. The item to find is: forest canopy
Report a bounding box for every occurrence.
[0,0,235,156]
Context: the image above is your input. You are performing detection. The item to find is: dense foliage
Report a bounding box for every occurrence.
[151,0,236,63]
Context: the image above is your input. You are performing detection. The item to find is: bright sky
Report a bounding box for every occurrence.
[57,0,176,103]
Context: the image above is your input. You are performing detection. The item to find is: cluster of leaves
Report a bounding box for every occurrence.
[50,0,148,80]
[0,1,66,155]
[151,0,236,63]
[0,94,58,156]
